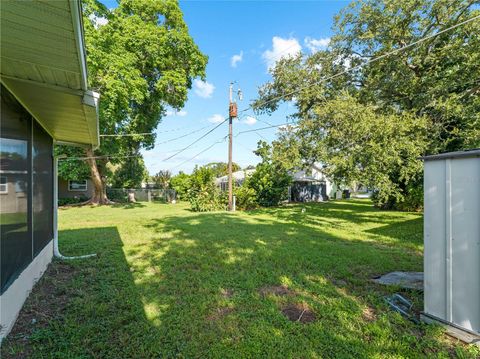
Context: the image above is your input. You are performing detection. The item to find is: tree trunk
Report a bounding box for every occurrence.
[85,147,112,205]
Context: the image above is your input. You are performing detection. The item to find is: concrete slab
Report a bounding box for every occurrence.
[372,271,423,290]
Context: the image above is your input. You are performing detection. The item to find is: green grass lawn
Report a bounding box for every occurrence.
[2,200,478,358]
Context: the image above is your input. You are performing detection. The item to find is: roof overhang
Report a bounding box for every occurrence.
[0,0,99,148]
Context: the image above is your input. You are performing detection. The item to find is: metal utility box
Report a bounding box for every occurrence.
[423,149,480,339]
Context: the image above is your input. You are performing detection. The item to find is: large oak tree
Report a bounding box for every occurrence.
[58,0,207,204]
[254,0,479,208]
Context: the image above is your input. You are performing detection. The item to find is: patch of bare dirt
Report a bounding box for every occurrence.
[331,278,348,287]
[281,303,316,324]
[206,307,234,321]
[220,288,233,298]
[362,306,377,322]
[1,262,77,359]
[259,285,293,297]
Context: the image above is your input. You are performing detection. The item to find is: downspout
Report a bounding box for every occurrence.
[53,154,96,259]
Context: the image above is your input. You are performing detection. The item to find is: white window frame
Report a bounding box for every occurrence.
[68,180,87,191]
[0,176,7,194]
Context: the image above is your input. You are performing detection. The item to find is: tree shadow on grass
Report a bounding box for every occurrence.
[250,199,412,225]
[110,202,147,209]
[2,210,469,358]
[132,211,451,358]
[365,217,423,248]
[1,227,154,359]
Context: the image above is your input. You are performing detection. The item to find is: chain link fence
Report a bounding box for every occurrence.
[107,188,177,203]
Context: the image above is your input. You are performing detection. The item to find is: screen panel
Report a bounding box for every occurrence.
[0,92,32,293]
[32,121,53,255]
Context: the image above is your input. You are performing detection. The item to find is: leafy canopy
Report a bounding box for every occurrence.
[111,156,148,189]
[58,0,208,184]
[247,141,292,207]
[253,0,479,208]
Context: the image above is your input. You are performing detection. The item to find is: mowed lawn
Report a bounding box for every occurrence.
[2,200,478,358]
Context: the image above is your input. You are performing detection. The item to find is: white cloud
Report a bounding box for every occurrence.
[262,36,302,70]
[88,14,108,28]
[304,37,330,53]
[193,79,215,98]
[230,51,244,68]
[208,114,225,124]
[166,110,188,117]
[243,116,257,126]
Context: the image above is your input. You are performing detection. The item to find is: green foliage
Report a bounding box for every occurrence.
[186,166,225,212]
[54,146,90,181]
[170,172,191,200]
[111,156,148,189]
[82,0,208,153]
[374,179,424,212]
[234,184,258,210]
[205,162,241,178]
[333,0,480,152]
[58,0,208,193]
[152,170,172,189]
[273,95,428,208]
[253,0,479,210]
[58,196,88,206]
[247,141,292,207]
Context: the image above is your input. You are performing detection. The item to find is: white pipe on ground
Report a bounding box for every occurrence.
[53,155,96,260]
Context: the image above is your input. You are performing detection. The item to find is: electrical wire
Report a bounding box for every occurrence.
[238,14,480,115]
[234,121,298,137]
[154,124,214,145]
[162,117,229,162]
[100,133,155,137]
[168,135,228,171]
[64,16,479,169]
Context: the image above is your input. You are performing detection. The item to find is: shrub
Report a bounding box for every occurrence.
[234,185,258,210]
[58,197,88,206]
[187,166,225,212]
[170,172,191,201]
[372,181,423,212]
[247,141,292,207]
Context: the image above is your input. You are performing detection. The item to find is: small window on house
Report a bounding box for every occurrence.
[68,180,87,191]
[0,176,7,194]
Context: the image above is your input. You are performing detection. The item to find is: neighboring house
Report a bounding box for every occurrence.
[0,0,99,341]
[215,169,256,191]
[290,164,333,202]
[58,178,94,199]
[215,165,334,203]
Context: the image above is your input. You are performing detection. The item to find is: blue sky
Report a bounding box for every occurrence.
[101,0,350,175]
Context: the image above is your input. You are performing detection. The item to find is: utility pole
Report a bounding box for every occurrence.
[228,82,242,211]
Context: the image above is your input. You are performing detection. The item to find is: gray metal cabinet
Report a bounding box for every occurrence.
[423,150,480,335]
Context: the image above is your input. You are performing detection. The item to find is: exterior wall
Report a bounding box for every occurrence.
[58,178,94,199]
[290,182,327,202]
[0,241,52,341]
[0,87,54,341]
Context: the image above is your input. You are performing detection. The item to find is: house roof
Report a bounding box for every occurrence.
[292,169,326,183]
[0,0,99,148]
[215,169,256,184]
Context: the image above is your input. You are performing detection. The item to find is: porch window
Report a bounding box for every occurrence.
[68,180,87,191]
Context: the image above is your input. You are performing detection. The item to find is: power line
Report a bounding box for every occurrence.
[100,133,154,137]
[154,124,214,146]
[168,136,228,171]
[58,153,143,161]
[234,121,298,137]
[100,124,214,142]
[162,117,229,162]
[239,14,480,115]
